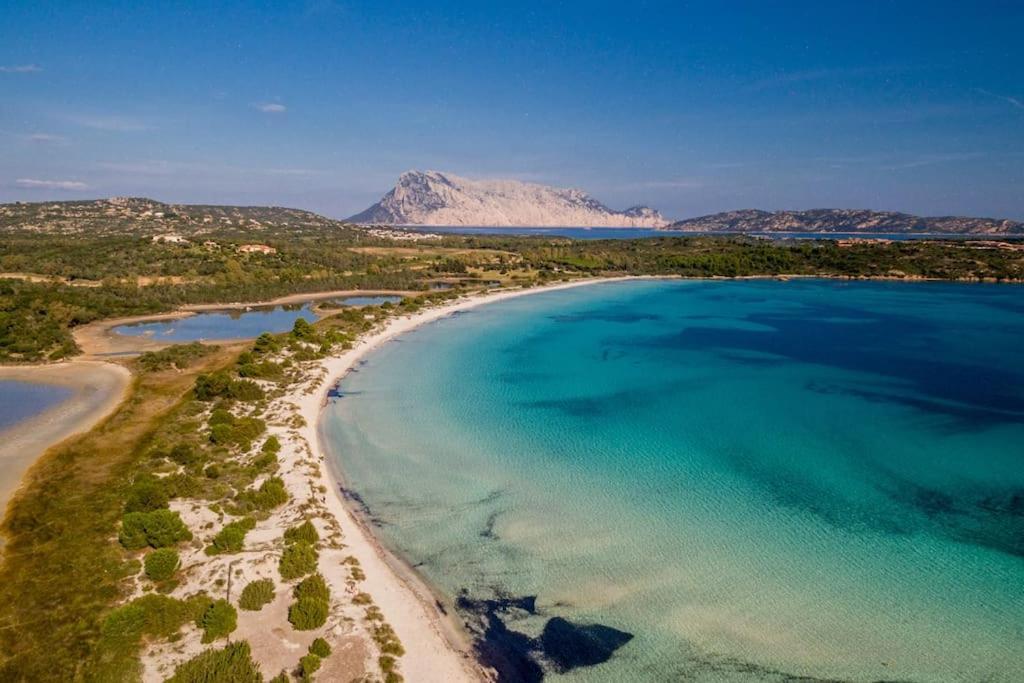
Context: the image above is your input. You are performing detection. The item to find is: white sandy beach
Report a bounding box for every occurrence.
[296,277,632,680]
[0,361,131,526]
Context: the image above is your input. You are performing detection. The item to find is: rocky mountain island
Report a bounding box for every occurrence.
[665,209,1024,235]
[347,170,668,227]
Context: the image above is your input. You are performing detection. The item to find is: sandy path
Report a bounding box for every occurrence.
[0,361,132,529]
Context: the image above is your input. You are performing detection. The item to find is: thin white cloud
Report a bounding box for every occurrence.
[882,152,984,171]
[747,65,905,92]
[255,102,287,113]
[27,133,67,144]
[15,178,89,190]
[68,115,151,132]
[0,64,42,73]
[976,88,1024,111]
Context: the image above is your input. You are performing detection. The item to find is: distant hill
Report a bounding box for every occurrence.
[665,209,1024,235]
[348,170,668,227]
[0,197,357,237]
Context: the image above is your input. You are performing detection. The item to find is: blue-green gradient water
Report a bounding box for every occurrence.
[322,280,1024,682]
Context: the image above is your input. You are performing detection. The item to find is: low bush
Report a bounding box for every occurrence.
[144,548,180,582]
[298,653,321,680]
[238,579,275,611]
[294,574,329,603]
[209,416,266,449]
[288,597,328,631]
[119,509,192,550]
[198,599,237,643]
[101,593,209,644]
[279,541,318,580]
[165,641,262,683]
[308,637,331,658]
[206,517,256,555]
[261,435,281,454]
[168,443,199,466]
[283,519,319,546]
[124,476,169,513]
[237,476,288,512]
[194,372,264,402]
[138,343,212,373]
[253,333,280,355]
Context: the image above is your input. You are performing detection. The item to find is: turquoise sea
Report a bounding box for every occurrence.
[321,279,1024,682]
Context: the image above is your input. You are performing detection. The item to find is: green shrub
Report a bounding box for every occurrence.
[299,653,321,680]
[101,593,210,646]
[168,442,199,466]
[124,477,169,513]
[267,674,289,683]
[238,476,288,512]
[279,541,318,580]
[291,318,315,340]
[166,641,262,683]
[284,519,319,546]
[194,372,265,402]
[251,452,278,471]
[308,637,331,658]
[144,548,180,582]
[209,423,234,445]
[206,517,256,555]
[261,435,281,454]
[138,343,212,373]
[164,473,201,499]
[231,379,265,402]
[208,408,236,426]
[119,509,192,550]
[288,597,328,631]
[198,599,237,643]
[294,574,329,603]
[238,579,275,611]
[194,372,233,401]
[210,416,266,449]
[253,332,280,355]
[237,360,283,380]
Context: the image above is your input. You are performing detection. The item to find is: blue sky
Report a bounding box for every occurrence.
[1,1,1022,220]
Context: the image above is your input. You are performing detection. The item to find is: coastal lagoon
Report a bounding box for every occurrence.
[112,303,318,341]
[0,381,71,432]
[323,279,1024,681]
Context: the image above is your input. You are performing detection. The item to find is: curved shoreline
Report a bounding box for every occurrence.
[0,361,132,533]
[299,277,637,680]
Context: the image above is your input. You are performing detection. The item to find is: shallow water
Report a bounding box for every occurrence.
[322,279,1024,682]
[112,303,317,341]
[0,380,72,432]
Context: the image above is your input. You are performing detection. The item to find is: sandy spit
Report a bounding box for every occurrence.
[0,361,131,528]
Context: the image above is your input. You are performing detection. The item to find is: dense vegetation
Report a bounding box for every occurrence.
[2,200,1023,362]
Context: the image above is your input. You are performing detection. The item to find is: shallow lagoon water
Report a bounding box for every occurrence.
[323,279,1024,682]
[0,381,71,432]
[112,303,318,341]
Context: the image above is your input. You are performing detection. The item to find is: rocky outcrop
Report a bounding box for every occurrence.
[347,170,668,227]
